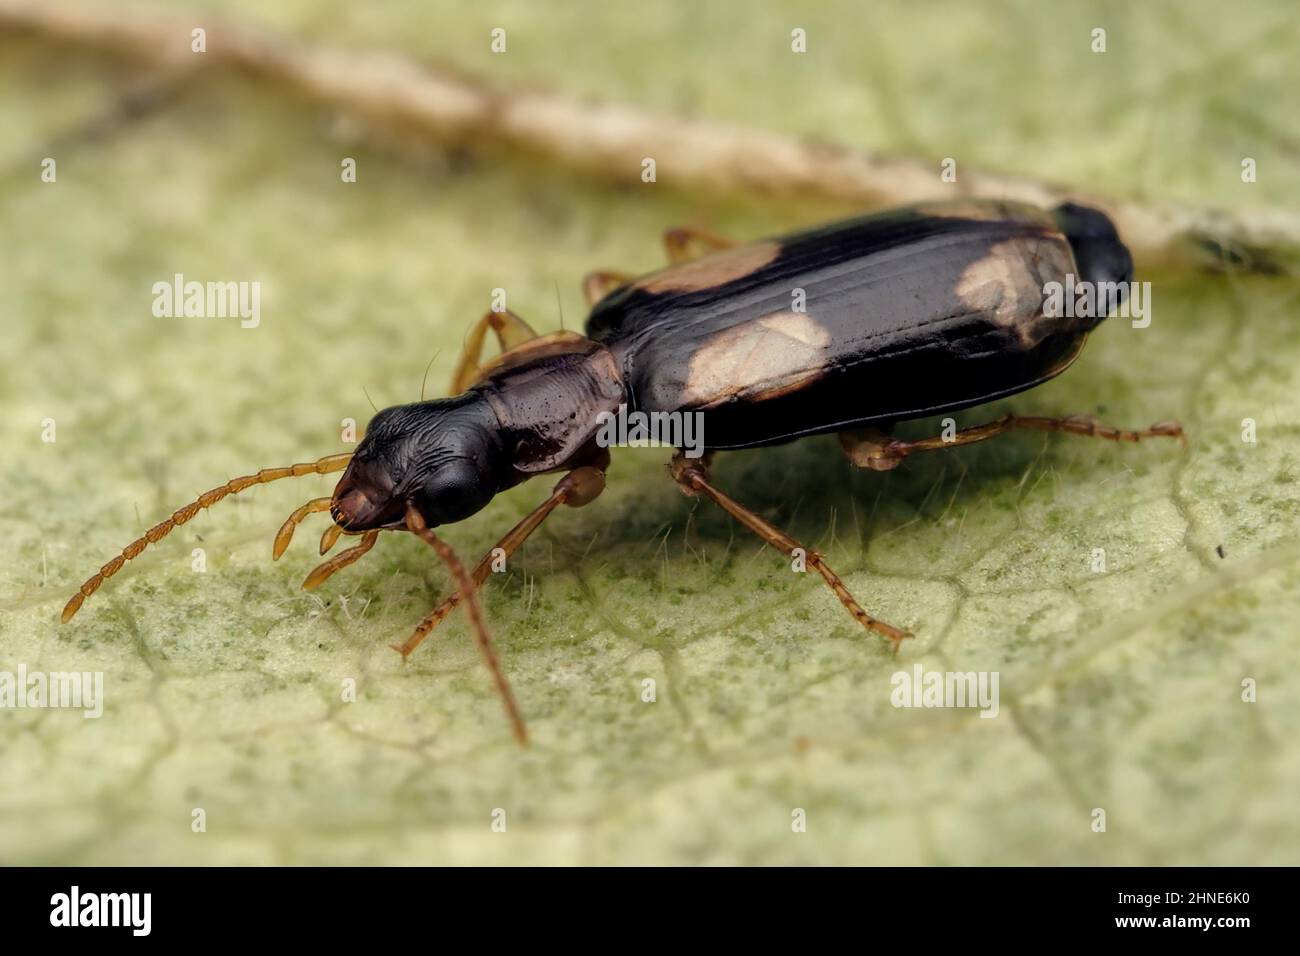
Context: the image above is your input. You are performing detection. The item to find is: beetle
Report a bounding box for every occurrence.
[62,198,1184,745]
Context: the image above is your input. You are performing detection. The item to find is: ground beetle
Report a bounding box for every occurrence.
[64,199,1184,744]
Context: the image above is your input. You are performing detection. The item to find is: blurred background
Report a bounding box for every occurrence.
[1,0,1298,865]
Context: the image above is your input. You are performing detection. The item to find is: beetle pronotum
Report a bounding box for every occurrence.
[64,199,1184,745]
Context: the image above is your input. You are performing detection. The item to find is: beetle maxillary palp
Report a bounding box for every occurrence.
[272,497,333,560]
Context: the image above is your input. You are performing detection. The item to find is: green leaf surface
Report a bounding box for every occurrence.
[1,0,1298,865]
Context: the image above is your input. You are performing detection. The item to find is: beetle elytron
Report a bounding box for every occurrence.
[64,199,1184,744]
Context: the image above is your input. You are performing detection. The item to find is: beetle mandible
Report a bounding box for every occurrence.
[63,199,1184,744]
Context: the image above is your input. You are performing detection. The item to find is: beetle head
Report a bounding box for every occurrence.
[1052,202,1134,296]
[330,395,503,532]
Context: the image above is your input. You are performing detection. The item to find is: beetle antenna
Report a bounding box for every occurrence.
[61,453,354,623]
[404,503,528,746]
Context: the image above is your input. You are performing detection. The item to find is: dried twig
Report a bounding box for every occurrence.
[2,0,1296,274]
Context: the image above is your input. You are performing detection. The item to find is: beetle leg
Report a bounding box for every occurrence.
[301,530,380,590]
[841,413,1186,472]
[405,504,528,747]
[669,452,911,651]
[663,226,736,264]
[393,466,606,660]
[581,270,634,306]
[450,309,539,394]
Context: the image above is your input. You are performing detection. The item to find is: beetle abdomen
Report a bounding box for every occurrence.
[587,200,1114,449]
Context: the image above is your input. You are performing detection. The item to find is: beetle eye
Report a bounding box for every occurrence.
[413,459,493,527]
